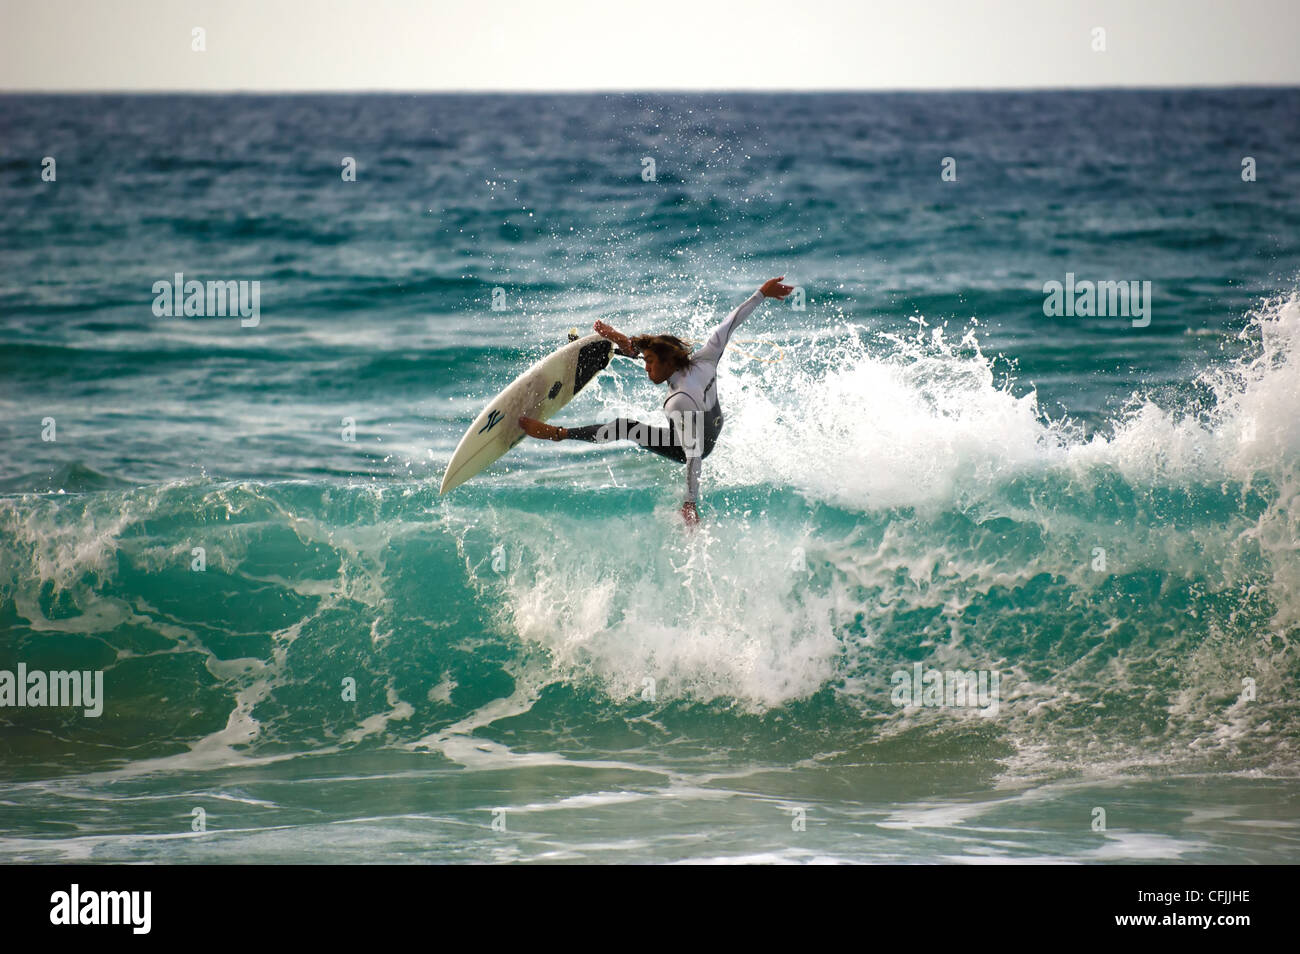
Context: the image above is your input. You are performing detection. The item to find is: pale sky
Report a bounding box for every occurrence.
[2,0,1298,91]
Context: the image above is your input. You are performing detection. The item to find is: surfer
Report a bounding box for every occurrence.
[519,277,794,525]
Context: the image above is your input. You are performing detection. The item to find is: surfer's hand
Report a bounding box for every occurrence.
[681,501,699,526]
[760,276,793,299]
[519,417,566,441]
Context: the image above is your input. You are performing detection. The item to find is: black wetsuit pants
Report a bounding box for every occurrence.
[566,412,722,464]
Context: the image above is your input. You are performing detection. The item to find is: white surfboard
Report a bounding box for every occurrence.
[439,333,615,494]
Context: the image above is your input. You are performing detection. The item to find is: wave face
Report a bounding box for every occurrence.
[2,91,1300,863]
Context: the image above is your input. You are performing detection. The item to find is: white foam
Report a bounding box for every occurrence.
[456,509,845,710]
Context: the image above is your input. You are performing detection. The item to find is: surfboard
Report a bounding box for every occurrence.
[439,333,615,494]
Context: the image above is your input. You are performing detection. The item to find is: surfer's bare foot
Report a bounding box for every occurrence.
[518,417,567,441]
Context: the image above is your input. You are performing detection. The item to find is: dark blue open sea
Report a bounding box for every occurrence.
[1,91,1298,863]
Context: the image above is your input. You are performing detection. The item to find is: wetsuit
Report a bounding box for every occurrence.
[566,288,766,503]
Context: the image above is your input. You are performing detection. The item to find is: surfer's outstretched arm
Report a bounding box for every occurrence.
[664,397,705,527]
[692,276,794,367]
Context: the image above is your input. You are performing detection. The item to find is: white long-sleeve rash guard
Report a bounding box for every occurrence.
[663,288,766,503]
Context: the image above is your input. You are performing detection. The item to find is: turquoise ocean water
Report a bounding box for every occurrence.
[1,91,1299,863]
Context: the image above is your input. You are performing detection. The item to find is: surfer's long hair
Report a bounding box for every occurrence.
[630,334,693,373]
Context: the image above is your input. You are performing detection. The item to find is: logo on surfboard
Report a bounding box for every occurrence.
[548,380,562,399]
[479,409,504,434]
